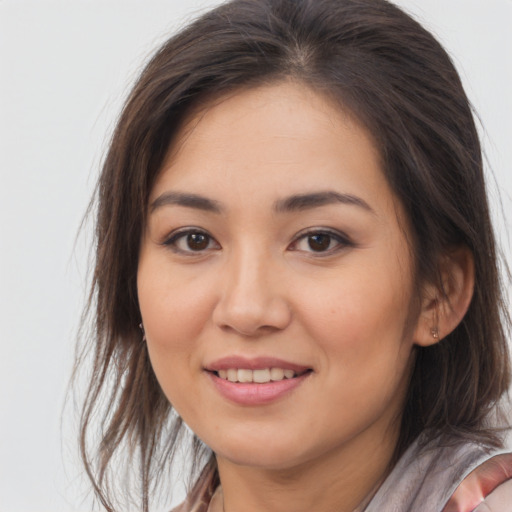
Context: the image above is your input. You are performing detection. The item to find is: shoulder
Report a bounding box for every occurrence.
[443,452,512,512]
[366,434,512,512]
[472,479,512,511]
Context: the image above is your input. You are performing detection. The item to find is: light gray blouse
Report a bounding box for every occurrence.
[174,434,512,512]
[364,435,512,511]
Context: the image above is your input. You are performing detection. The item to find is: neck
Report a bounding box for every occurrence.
[215,422,399,512]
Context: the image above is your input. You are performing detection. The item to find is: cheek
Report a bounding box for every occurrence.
[138,252,212,345]
[300,270,415,426]
[300,259,417,415]
[305,265,413,350]
[137,253,216,403]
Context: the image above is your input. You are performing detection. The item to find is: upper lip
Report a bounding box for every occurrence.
[205,356,311,373]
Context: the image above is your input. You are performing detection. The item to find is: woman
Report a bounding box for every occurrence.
[76,0,512,510]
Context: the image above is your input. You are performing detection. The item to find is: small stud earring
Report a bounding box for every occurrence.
[139,322,146,342]
[430,299,440,340]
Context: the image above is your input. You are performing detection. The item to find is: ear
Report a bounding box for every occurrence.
[413,246,475,347]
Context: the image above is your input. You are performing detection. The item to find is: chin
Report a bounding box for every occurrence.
[209,430,317,471]
[217,448,304,471]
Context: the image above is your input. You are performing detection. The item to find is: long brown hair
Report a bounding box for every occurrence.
[75,0,510,510]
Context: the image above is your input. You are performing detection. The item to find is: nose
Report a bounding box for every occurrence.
[212,247,292,337]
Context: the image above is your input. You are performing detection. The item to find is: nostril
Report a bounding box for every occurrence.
[213,293,292,336]
[218,323,282,338]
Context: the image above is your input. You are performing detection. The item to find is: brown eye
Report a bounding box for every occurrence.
[307,234,332,252]
[164,229,220,254]
[289,229,352,255]
[187,232,209,251]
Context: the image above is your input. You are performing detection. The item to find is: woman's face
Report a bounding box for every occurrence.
[138,82,422,471]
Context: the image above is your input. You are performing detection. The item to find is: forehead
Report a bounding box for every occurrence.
[152,81,393,216]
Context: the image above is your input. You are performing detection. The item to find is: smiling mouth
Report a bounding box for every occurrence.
[211,368,312,384]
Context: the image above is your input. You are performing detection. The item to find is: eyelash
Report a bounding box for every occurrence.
[288,228,354,255]
[162,227,353,256]
[163,228,220,254]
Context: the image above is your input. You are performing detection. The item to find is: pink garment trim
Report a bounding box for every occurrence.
[442,453,512,512]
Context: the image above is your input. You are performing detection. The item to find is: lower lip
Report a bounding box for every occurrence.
[206,371,311,406]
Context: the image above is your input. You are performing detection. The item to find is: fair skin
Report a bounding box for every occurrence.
[137,81,473,512]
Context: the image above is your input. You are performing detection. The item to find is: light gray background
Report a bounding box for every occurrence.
[1,1,510,511]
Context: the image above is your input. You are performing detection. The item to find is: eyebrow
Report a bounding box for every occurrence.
[273,191,375,215]
[150,192,223,214]
[150,190,374,215]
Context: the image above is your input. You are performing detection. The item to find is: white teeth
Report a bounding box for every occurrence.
[270,368,285,381]
[284,369,295,379]
[253,368,271,383]
[238,369,253,383]
[216,367,301,383]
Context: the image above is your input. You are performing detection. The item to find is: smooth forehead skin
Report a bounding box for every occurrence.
[138,81,424,510]
[157,82,389,217]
